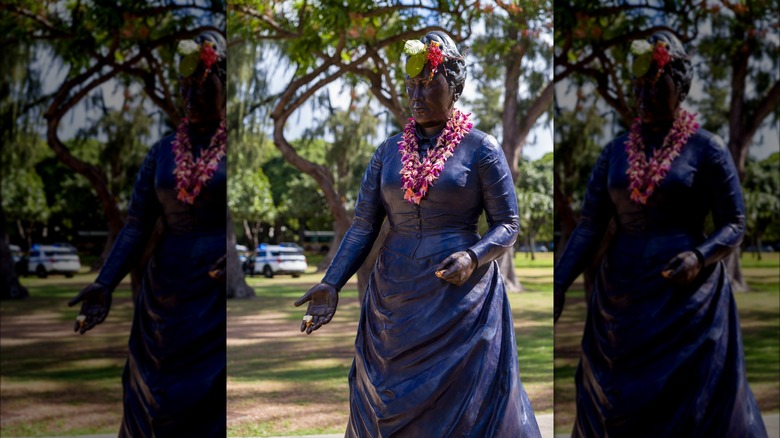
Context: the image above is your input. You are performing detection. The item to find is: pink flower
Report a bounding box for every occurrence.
[397,108,472,205]
[624,109,698,205]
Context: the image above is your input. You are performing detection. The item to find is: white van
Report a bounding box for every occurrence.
[27,244,81,278]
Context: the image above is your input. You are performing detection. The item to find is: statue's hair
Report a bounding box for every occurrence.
[417,31,467,97]
[194,31,227,85]
[646,30,692,102]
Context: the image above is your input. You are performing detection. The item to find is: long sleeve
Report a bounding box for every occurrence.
[467,135,520,267]
[322,141,387,291]
[554,140,617,294]
[96,141,163,291]
[694,134,745,265]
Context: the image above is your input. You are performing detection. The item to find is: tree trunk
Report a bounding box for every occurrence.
[0,204,28,300]
[499,248,522,292]
[227,209,254,299]
[725,251,748,292]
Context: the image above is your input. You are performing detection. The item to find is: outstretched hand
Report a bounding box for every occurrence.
[68,283,112,334]
[294,283,338,334]
[435,251,477,286]
[662,250,703,285]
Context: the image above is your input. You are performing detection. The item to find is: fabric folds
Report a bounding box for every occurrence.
[97,133,227,437]
[555,129,767,437]
[325,128,541,437]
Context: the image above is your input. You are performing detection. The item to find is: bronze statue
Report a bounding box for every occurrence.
[68,31,228,437]
[554,30,768,437]
[295,31,541,437]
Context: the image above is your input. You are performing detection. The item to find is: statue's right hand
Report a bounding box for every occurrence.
[294,283,338,335]
[68,283,112,334]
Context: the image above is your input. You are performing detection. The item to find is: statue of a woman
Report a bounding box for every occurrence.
[68,31,227,437]
[295,31,542,437]
[554,30,768,437]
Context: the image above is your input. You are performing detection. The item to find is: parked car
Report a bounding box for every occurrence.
[744,245,775,253]
[254,244,307,278]
[279,241,305,252]
[26,244,81,278]
[517,243,549,253]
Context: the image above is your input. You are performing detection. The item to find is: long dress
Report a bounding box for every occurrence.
[95,132,226,437]
[554,128,767,437]
[322,127,541,437]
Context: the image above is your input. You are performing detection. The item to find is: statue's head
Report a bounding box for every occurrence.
[178,31,227,125]
[630,30,692,124]
[403,31,466,129]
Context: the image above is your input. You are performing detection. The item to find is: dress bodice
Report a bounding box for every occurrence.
[152,134,227,234]
[97,133,227,290]
[323,128,520,290]
[554,128,745,293]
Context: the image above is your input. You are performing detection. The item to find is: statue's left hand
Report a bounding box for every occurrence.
[435,251,477,286]
[662,250,703,284]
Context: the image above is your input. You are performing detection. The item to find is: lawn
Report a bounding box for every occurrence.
[553,252,780,434]
[0,273,133,436]
[226,252,554,436]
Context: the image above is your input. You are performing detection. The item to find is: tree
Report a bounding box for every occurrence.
[743,153,780,260]
[2,1,225,293]
[228,167,275,250]
[516,153,554,261]
[468,0,554,290]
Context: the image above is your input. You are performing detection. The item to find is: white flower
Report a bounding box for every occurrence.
[403,40,426,55]
[178,40,199,56]
[630,40,652,56]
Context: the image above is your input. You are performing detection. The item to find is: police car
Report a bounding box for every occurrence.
[254,244,307,278]
[26,244,82,278]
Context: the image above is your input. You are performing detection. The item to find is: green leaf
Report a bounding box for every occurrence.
[632,53,651,77]
[179,53,199,77]
[406,52,426,77]
[403,40,425,55]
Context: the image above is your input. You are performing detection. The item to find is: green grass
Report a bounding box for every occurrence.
[553,253,780,434]
[1,273,132,436]
[226,258,553,436]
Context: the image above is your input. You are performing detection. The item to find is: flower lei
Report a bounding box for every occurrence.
[624,109,699,205]
[398,108,473,205]
[403,40,448,80]
[630,39,671,82]
[172,118,227,205]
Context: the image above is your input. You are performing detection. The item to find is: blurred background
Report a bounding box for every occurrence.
[0,0,225,435]
[552,0,779,434]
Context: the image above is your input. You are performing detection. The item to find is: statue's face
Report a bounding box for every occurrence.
[180,68,225,126]
[633,66,680,125]
[406,63,456,128]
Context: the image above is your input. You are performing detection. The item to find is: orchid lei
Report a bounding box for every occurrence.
[624,109,699,205]
[172,118,227,205]
[398,108,473,205]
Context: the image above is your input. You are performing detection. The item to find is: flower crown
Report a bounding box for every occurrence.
[630,39,671,81]
[403,39,447,81]
[177,39,220,79]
